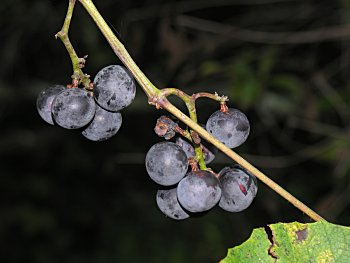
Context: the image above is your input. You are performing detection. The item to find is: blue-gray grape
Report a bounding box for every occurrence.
[94,65,136,112]
[36,84,65,125]
[82,104,122,141]
[206,108,250,148]
[175,137,215,164]
[156,188,189,220]
[177,170,221,213]
[219,165,257,212]
[52,88,96,129]
[145,142,188,186]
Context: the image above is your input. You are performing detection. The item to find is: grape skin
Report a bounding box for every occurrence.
[52,88,96,129]
[82,104,122,141]
[175,137,215,164]
[177,170,222,213]
[206,108,250,148]
[36,85,65,125]
[94,65,136,112]
[219,165,258,212]
[145,142,188,186]
[156,188,189,220]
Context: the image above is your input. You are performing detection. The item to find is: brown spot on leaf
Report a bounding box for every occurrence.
[296,228,308,243]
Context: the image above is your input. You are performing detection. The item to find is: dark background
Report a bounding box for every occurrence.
[1,0,350,262]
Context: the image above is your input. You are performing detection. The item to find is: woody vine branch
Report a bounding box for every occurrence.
[58,0,323,222]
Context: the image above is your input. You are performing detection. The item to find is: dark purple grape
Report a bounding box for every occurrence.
[206,108,250,148]
[219,165,257,212]
[177,170,221,213]
[82,105,122,141]
[145,142,188,186]
[94,65,136,112]
[36,85,65,125]
[176,137,195,158]
[156,188,190,220]
[175,137,215,164]
[52,88,96,129]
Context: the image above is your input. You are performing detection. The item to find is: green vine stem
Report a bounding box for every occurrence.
[192,92,228,103]
[76,0,323,222]
[161,88,207,170]
[56,0,91,89]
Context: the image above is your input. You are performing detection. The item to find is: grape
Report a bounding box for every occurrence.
[52,88,96,129]
[94,65,136,112]
[219,165,258,212]
[82,104,122,141]
[206,108,250,148]
[36,84,65,125]
[175,137,215,164]
[156,188,189,220]
[145,142,188,186]
[177,170,221,213]
[176,137,195,158]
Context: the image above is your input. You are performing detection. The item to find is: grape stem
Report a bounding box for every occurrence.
[161,88,207,170]
[56,0,92,89]
[192,92,228,103]
[174,126,192,142]
[160,89,228,170]
[75,0,323,222]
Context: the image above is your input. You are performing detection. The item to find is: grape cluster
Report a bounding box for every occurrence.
[146,107,257,220]
[36,65,135,141]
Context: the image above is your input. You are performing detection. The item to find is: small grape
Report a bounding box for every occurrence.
[94,65,136,112]
[206,108,250,148]
[82,104,122,141]
[36,84,65,125]
[175,137,215,164]
[145,142,188,186]
[52,88,96,129]
[198,123,219,158]
[177,170,221,213]
[219,165,257,212]
[156,188,190,220]
[176,137,195,158]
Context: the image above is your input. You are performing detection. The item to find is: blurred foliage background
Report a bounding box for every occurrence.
[1,0,350,262]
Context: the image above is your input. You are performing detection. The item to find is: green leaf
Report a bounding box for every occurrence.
[220,221,350,263]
